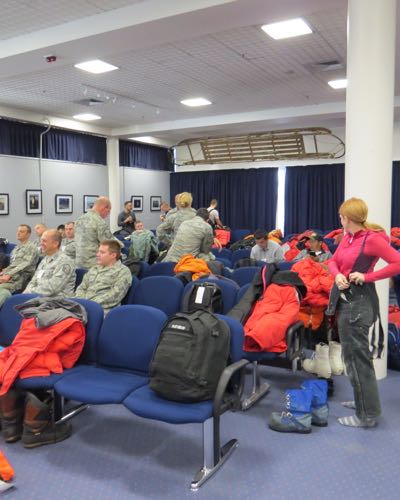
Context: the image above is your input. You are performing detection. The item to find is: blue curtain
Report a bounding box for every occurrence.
[119,140,173,171]
[0,118,106,164]
[392,161,400,227]
[284,164,344,234]
[170,168,278,230]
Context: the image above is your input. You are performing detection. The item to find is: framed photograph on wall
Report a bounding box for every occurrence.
[55,194,73,214]
[83,195,99,213]
[131,195,143,212]
[26,189,42,215]
[0,194,9,215]
[150,196,162,212]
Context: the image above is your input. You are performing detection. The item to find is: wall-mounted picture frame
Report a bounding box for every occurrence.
[131,195,143,212]
[55,194,73,214]
[150,196,162,212]
[83,195,98,213]
[26,189,42,215]
[0,194,9,216]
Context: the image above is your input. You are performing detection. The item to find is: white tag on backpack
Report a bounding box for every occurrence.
[195,286,205,304]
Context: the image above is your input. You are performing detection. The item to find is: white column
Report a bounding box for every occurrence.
[345,0,397,379]
[107,137,121,233]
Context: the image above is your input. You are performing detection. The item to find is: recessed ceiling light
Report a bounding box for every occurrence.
[129,136,154,143]
[74,59,118,74]
[261,18,312,40]
[73,113,101,121]
[180,98,212,107]
[328,78,348,89]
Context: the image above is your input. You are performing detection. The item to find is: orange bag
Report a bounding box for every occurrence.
[0,451,14,481]
[214,229,231,247]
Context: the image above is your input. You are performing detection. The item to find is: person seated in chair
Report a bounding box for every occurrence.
[34,223,47,254]
[129,221,159,264]
[61,221,76,260]
[117,201,136,236]
[0,224,39,307]
[250,229,284,264]
[24,229,75,297]
[75,240,132,314]
[293,232,332,263]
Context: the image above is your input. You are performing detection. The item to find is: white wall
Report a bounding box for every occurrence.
[121,167,170,230]
[0,155,108,240]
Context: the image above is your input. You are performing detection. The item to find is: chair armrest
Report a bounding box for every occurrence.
[286,320,304,360]
[213,359,249,417]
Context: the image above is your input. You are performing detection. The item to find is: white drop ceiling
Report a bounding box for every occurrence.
[0,0,398,145]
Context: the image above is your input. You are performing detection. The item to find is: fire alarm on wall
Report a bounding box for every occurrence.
[44,55,57,63]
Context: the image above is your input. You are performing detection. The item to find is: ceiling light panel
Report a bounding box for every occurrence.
[180,98,212,107]
[73,113,101,121]
[328,78,347,89]
[261,18,312,40]
[74,60,119,74]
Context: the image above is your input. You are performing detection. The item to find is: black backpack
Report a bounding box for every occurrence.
[182,281,223,314]
[233,257,258,269]
[149,310,230,402]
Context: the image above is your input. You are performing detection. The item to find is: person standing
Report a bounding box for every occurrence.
[207,199,224,229]
[75,197,115,269]
[327,197,400,428]
[117,201,136,236]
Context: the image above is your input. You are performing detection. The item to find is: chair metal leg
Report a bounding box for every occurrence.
[190,418,238,491]
[241,361,270,411]
[57,402,90,423]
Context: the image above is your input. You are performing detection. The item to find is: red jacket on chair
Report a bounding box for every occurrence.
[0,317,85,395]
[244,284,300,352]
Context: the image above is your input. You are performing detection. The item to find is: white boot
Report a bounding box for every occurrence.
[303,343,331,379]
[329,341,344,375]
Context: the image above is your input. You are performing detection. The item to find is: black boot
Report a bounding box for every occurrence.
[0,389,25,443]
[22,392,71,449]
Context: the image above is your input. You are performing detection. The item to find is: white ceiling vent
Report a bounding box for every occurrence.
[304,60,345,73]
[74,98,104,106]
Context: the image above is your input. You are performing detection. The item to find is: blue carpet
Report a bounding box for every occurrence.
[2,367,400,499]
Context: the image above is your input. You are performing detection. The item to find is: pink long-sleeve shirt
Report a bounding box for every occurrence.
[328,229,400,283]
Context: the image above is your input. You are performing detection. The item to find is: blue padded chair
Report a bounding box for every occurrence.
[215,257,232,268]
[122,314,248,490]
[121,276,140,305]
[323,237,335,246]
[143,261,176,278]
[15,298,104,394]
[278,261,294,271]
[230,229,251,243]
[0,293,39,346]
[328,243,338,254]
[54,305,167,405]
[236,283,250,304]
[182,277,239,315]
[211,248,232,261]
[231,248,251,267]
[3,243,16,255]
[129,276,184,317]
[75,268,87,289]
[231,267,259,287]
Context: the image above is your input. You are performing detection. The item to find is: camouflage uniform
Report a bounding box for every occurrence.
[129,229,159,263]
[75,260,132,315]
[157,207,196,246]
[61,238,76,260]
[0,241,39,306]
[164,216,215,263]
[24,251,75,297]
[75,210,114,269]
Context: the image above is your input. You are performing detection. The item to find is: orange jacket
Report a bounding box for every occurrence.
[292,259,334,308]
[0,317,85,395]
[244,284,300,352]
[174,254,211,281]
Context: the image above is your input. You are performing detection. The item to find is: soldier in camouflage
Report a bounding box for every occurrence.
[34,223,47,254]
[61,221,76,260]
[24,229,75,297]
[75,240,132,315]
[74,197,116,269]
[164,208,216,263]
[156,192,196,246]
[0,224,39,307]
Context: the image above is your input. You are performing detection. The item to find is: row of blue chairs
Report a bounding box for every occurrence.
[0,295,247,490]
